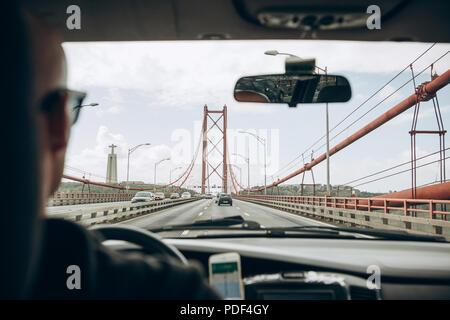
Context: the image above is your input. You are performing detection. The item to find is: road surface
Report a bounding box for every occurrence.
[120,198,331,237]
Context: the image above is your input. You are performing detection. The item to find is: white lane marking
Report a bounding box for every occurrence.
[244,212,250,217]
[181,230,189,236]
[198,212,204,216]
[204,207,208,210]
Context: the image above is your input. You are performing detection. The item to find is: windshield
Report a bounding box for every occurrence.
[55,40,450,241]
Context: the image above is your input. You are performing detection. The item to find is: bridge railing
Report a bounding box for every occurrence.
[238,194,450,220]
[236,194,450,240]
[47,197,199,225]
[48,192,135,206]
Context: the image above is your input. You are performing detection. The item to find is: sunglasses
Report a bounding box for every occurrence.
[39,89,87,125]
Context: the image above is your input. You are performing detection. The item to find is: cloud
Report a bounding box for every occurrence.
[227,103,276,114]
[66,126,177,183]
[95,88,124,115]
[61,40,450,191]
[326,145,445,193]
[378,84,403,103]
[66,126,126,179]
[62,41,450,114]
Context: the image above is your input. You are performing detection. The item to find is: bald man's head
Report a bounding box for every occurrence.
[25,11,67,102]
[24,12,71,207]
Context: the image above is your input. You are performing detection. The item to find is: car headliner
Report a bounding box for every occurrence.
[23,0,450,43]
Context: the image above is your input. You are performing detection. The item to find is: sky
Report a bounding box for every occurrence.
[62,40,450,193]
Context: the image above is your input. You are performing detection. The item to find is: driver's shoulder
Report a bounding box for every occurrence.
[29,218,99,298]
[32,218,220,299]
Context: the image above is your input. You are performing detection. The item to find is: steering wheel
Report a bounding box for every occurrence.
[89,224,188,265]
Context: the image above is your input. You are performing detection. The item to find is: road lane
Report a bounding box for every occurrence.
[232,199,332,228]
[47,197,332,231]
[120,199,212,229]
[118,197,332,237]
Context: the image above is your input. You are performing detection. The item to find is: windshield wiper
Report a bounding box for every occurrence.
[148,216,446,242]
[148,215,261,233]
[264,225,446,242]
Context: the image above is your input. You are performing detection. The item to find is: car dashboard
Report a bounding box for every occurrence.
[105,237,450,300]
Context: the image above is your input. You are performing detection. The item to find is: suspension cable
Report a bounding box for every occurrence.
[352,155,450,188]
[272,44,441,177]
[343,147,450,186]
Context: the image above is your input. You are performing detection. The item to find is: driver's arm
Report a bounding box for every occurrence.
[93,242,222,299]
[30,218,222,299]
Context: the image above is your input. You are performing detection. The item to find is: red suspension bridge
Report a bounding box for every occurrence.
[50,47,450,239]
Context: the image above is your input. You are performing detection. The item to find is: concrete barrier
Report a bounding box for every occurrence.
[48,192,135,206]
[237,195,450,240]
[48,197,199,225]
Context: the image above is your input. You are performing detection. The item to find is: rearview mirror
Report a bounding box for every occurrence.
[234,74,351,107]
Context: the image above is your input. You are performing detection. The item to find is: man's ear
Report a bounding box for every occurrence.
[46,92,70,152]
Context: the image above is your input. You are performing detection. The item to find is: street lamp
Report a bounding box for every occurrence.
[154,157,170,188]
[80,103,99,107]
[127,143,151,184]
[169,166,182,184]
[239,130,267,195]
[264,50,297,57]
[264,50,327,73]
[233,153,250,195]
[265,50,330,195]
[72,102,99,124]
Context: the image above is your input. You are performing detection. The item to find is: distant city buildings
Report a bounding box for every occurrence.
[121,181,145,185]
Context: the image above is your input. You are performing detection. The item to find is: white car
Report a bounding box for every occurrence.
[131,192,154,203]
[154,192,165,200]
[181,192,191,199]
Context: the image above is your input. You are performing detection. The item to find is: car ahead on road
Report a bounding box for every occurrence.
[181,192,191,199]
[131,192,154,203]
[217,193,232,206]
[205,193,214,199]
[154,192,165,200]
[170,193,180,199]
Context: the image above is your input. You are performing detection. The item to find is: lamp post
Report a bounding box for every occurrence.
[233,153,250,195]
[325,100,330,196]
[154,157,170,189]
[239,131,267,195]
[73,102,99,124]
[264,50,327,73]
[265,50,330,195]
[169,166,182,184]
[127,143,151,184]
[79,102,99,107]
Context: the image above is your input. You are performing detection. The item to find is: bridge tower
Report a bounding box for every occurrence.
[201,105,228,194]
